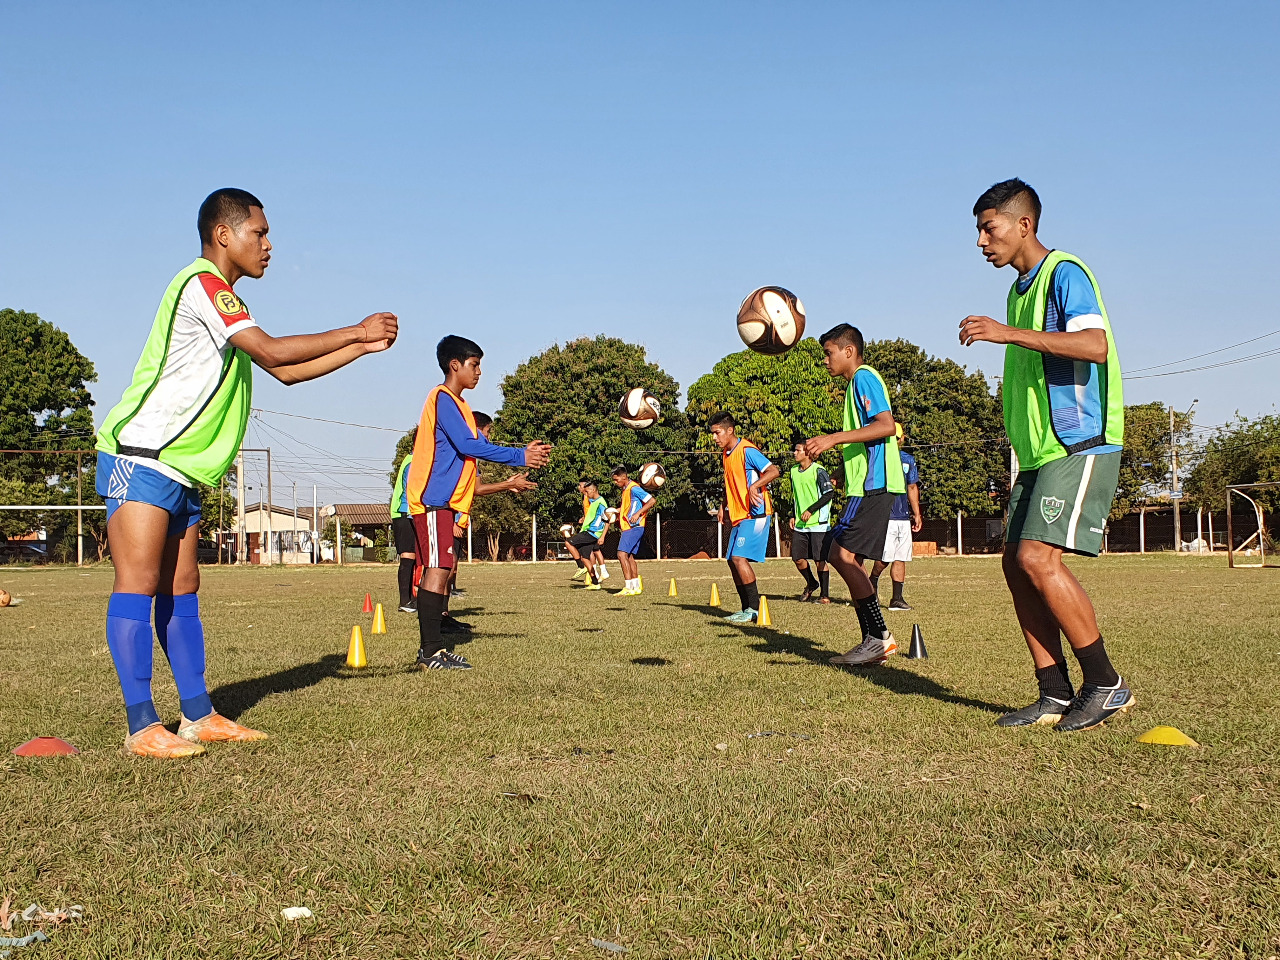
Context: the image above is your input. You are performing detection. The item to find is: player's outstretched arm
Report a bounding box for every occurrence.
[232,313,399,384]
[437,397,552,468]
[475,473,537,497]
[958,315,1106,363]
[803,411,895,459]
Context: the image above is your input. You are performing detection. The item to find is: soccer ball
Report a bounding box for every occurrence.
[639,463,667,491]
[559,523,574,538]
[736,285,806,355]
[604,507,620,523]
[0,588,10,607]
[618,387,661,429]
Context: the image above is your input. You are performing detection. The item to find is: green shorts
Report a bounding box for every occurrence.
[1006,450,1120,557]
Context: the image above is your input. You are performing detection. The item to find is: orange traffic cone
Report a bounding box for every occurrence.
[362,592,373,614]
[346,625,367,668]
[371,603,387,635]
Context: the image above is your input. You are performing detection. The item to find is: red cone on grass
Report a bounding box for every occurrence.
[13,736,79,756]
[362,592,373,614]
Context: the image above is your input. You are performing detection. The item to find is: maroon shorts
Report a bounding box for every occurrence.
[412,508,456,570]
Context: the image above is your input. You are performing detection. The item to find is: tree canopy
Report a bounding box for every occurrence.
[1184,414,1280,512]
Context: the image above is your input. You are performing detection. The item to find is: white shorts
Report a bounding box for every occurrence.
[881,519,914,563]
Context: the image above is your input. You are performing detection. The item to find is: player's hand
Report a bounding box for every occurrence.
[748,485,764,508]
[717,506,726,525]
[524,441,552,468]
[452,522,465,538]
[959,314,1008,347]
[801,510,812,522]
[912,514,923,533]
[789,517,796,530]
[803,435,835,459]
[507,472,537,493]
[597,534,606,545]
[358,312,398,351]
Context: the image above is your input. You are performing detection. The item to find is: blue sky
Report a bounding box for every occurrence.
[4,2,1278,506]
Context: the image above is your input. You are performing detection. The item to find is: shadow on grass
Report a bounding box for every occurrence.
[631,656,671,666]
[210,653,399,720]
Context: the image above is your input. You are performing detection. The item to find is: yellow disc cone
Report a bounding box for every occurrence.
[371,602,387,635]
[709,583,720,607]
[1136,725,1199,747]
[668,578,678,597]
[346,624,367,668]
[758,595,772,626]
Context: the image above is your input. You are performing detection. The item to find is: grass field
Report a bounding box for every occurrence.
[1,555,1278,959]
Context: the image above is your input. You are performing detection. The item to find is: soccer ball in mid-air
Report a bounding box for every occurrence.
[618,388,661,429]
[0,588,10,607]
[639,463,667,491]
[736,285,806,355]
[559,523,574,538]
[604,507,620,524]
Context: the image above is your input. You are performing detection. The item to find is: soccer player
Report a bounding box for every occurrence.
[390,445,417,612]
[803,324,904,666]
[96,187,399,758]
[869,425,922,611]
[711,412,780,624]
[406,336,550,670]
[564,481,610,590]
[960,177,1132,732]
[611,465,656,596]
[788,442,834,603]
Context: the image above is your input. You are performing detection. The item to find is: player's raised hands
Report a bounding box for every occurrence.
[524,441,552,469]
[506,472,537,493]
[358,312,399,351]
[958,314,1007,347]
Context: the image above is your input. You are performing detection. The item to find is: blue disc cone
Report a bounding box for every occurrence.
[906,624,928,659]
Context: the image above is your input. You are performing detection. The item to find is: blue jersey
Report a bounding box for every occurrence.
[583,496,608,536]
[850,368,895,494]
[1016,257,1121,457]
[890,451,919,521]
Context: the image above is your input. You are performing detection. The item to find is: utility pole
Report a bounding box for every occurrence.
[312,485,318,564]
[1170,399,1198,552]
[236,450,246,563]
[265,447,274,566]
[76,451,83,567]
[292,481,298,565]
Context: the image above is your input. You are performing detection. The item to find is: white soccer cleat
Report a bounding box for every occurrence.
[829,633,898,666]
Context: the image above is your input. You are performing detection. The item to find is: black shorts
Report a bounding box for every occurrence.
[392,516,416,555]
[823,492,894,559]
[790,529,827,562]
[569,531,601,550]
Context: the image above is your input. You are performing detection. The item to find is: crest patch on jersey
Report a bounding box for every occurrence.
[198,273,249,325]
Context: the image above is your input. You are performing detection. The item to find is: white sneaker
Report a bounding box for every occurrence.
[829,633,898,666]
[598,567,610,581]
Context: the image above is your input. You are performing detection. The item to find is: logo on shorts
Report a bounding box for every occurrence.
[213,289,244,317]
[1040,496,1065,524]
[736,536,746,547]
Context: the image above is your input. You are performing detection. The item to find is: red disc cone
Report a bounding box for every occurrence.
[13,736,80,756]
[362,592,373,614]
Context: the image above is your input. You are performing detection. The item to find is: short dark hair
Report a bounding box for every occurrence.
[474,411,493,430]
[581,478,598,489]
[972,178,1041,230]
[708,411,736,430]
[818,323,864,355]
[611,464,628,477]
[437,335,483,374]
[198,188,264,245]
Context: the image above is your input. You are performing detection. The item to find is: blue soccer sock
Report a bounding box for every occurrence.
[155,593,213,721]
[106,593,161,734]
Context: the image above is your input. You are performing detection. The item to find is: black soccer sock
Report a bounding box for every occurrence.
[1035,661,1074,702]
[799,566,818,590]
[891,579,904,602]
[733,581,749,609]
[417,590,447,656]
[870,575,880,596]
[856,594,888,638]
[1073,637,1120,688]
[397,558,415,606]
[852,599,871,636]
[742,580,760,612]
[819,570,830,598]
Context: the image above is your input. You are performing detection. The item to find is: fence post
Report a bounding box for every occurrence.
[1197,507,1204,553]
[468,522,473,562]
[656,512,661,559]
[717,519,723,559]
[336,516,342,566]
[1207,511,1214,553]
[531,515,537,562]
[1139,508,1145,553]
[773,517,782,558]
[956,511,964,556]
[76,451,83,567]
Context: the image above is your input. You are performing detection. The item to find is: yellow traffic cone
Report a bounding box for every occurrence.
[758,595,772,626]
[709,583,720,607]
[346,625,367,668]
[668,578,678,597]
[1136,725,1199,747]
[371,602,387,635]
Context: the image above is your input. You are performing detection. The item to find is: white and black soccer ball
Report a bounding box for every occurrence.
[559,523,574,538]
[638,462,667,491]
[604,507,620,523]
[618,387,661,429]
[736,285,806,355]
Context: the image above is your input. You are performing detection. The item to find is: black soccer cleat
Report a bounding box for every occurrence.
[440,616,472,634]
[798,586,815,603]
[887,598,912,611]
[415,649,469,671]
[399,600,417,613]
[1056,679,1135,733]
[438,649,472,669]
[995,695,1072,727]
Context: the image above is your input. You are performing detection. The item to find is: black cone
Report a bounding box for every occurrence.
[906,624,928,659]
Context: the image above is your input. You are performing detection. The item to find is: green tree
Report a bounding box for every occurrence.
[1112,402,1192,518]
[1184,414,1280,512]
[494,337,695,523]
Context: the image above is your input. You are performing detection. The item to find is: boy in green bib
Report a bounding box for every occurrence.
[97,188,399,758]
[960,178,1133,733]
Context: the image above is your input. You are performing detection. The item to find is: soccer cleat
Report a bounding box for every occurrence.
[829,633,898,666]
[570,567,588,582]
[1056,679,1135,733]
[440,616,472,634]
[416,649,468,671]
[584,582,603,591]
[617,587,636,597]
[438,649,472,669]
[450,587,467,598]
[818,596,832,604]
[799,586,816,603]
[995,695,1072,727]
[125,723,206,759]
[723,608,758,624]
[178,711,268,744]
[887,598,912,611]
[398,601,417,613]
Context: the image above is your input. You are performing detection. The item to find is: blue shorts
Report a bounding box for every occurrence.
[97,452,202,538]
[618,527,645,556]
[727,516,772,563]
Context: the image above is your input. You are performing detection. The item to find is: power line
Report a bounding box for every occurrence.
[252,407,407,433]
[1124,328,1280,375]
[1123,345,1280,380]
